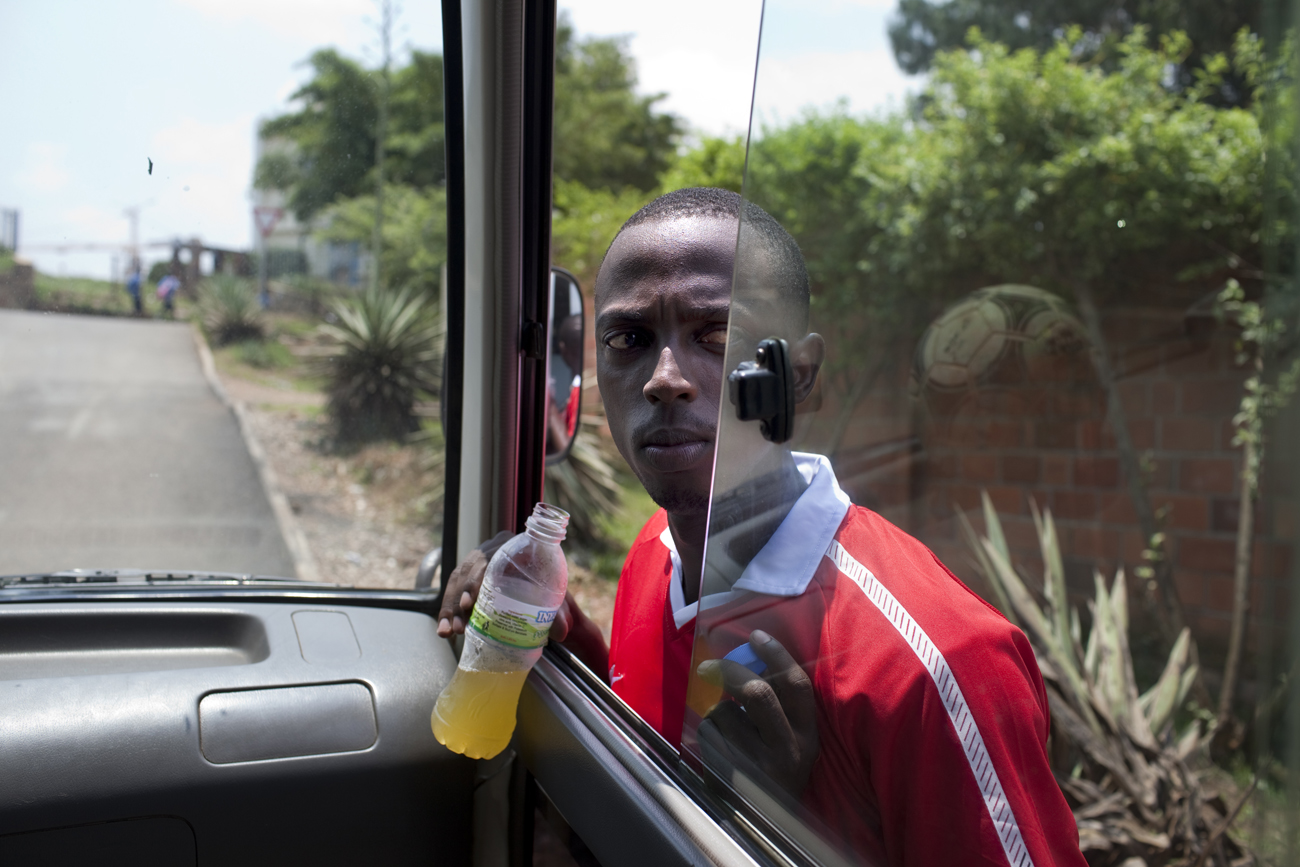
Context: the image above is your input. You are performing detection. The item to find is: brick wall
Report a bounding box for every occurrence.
[807,304,1288,664]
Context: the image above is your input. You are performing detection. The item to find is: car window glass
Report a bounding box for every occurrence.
[0,2,447,589]
[546,0,761,726]
[681,0,1299,862]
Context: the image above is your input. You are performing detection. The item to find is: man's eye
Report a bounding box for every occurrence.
[699,329,728,346]
[605,332,644,351]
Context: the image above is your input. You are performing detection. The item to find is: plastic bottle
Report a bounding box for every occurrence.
[431,503,570,759]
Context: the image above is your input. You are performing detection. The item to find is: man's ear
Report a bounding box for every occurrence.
[790,333,824,404]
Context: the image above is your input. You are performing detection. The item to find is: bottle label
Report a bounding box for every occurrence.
[469,585,558,650]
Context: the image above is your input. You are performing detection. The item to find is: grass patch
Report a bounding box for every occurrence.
[587,478,659,581]
[233,338,295,370]
[34,271,136,316]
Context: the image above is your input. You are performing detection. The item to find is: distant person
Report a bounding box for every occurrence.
[156,275,180,317]
[125,267,143,315]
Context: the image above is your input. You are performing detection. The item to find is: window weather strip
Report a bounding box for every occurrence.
[437,0,467,593]
[826,540,1035,867]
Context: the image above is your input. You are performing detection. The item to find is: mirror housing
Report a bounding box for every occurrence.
[544,267,585,465]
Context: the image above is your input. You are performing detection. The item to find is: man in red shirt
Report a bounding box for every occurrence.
[440,188,1086,866]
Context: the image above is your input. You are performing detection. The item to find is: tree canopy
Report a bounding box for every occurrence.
[889,0,1260,103]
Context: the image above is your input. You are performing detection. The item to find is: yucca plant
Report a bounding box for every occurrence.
[544,416,622,549]
[319,286,441,442]
[199,275,263,345]
[959,492,1254,867]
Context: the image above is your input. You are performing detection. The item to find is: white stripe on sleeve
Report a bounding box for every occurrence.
[827,540,1035,867]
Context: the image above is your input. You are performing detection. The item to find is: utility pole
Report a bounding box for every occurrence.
[123,205,142,274]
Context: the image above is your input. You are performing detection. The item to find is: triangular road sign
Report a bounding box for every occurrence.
[254,206,285,238]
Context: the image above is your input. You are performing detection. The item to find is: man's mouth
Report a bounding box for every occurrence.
[637,428,714,473]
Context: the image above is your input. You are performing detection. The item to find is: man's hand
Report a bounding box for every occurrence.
[434,531,583,644]
[696,630,819,797]
[436,531,512,639]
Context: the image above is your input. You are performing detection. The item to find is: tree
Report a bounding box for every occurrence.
[889,0,1260,103]
[552,14,683,195]
[255,48,446,223]
[257,49,380,222]
[316,184,448,296]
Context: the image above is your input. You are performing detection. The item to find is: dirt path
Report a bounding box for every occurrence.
[217,368,617,640]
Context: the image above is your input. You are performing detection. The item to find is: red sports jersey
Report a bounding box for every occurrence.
[608,455,1085,867]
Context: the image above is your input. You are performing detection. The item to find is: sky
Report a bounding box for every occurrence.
[0,0,916,280]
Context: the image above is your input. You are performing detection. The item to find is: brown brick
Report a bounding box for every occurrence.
[1211,498,1239,533]
[1176,536,1237,573]
[1001,455,1040,484]
[1042,454,1071,486]
[1161,417,1218,452]
[981,420,1024,449]
[927,454,960,481]
[1118,380,1149,417]
[984,485,1024,516]
[999,516,1039,550]
[1098,493,1139,525]
[1156,494,1209,532]
[944,484,982,513]
[960,453,998,484]
[1129,418,1157,450]
[1274,500,1296,538]
[1051,490,1099,520]
[1067,525,1117,562]
[1205,575,1236,614]
[1074,457,1121,488]
[1181,379,1245,415]
[1193,611,1231,644]
[1146,460,1174,490]
[1254,541,1292,581]
[1120,531,1149,563]
[1034,421,1078,449]
[1180,458,1237,494]
[1174,571,1205,607]
[1151,382,1178,414]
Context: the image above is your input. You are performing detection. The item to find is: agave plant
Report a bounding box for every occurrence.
[544,416,622,549]
[959,492,1254,867]
[199,275,263,345]
[319,286,442,443]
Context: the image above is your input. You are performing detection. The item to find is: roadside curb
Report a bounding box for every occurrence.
[190,324,322,582]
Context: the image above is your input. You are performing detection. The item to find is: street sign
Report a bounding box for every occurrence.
[253,207,285,239]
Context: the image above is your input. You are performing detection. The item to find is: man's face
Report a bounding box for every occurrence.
[595,215,737,518]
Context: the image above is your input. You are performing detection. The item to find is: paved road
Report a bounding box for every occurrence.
[0,310,297,577]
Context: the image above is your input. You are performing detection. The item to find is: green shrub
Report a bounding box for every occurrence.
[319,286,441,442]
[544,417,622,550]
[199,275,263,345]
[233,338,294,370]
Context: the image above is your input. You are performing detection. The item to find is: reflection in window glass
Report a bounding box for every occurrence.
[0,2,447,588]
[679,0,1299,863]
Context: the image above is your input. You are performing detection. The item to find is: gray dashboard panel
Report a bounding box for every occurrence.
[0,600,473,866]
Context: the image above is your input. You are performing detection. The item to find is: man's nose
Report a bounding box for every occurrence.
[644,346,697,404]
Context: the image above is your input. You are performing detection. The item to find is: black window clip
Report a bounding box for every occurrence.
[728,337,794,444]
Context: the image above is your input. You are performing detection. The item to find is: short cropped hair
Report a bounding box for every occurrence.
[614,188,810,325]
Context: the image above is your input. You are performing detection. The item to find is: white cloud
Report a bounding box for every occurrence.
[15,143,71,193]
[173,0,370,44]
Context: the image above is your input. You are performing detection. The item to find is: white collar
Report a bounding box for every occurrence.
[664,453,851,629]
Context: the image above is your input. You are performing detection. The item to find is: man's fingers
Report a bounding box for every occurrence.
[436,549,490,638]
[704,699,766,756]
[698,658,796,751]
[549,598,572,642]
[749,630,818,735]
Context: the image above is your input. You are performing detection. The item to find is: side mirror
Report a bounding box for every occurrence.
[544,268,584,465]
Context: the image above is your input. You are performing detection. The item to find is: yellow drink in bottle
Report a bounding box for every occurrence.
[431,503,569,760]
[431,667,530,759]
